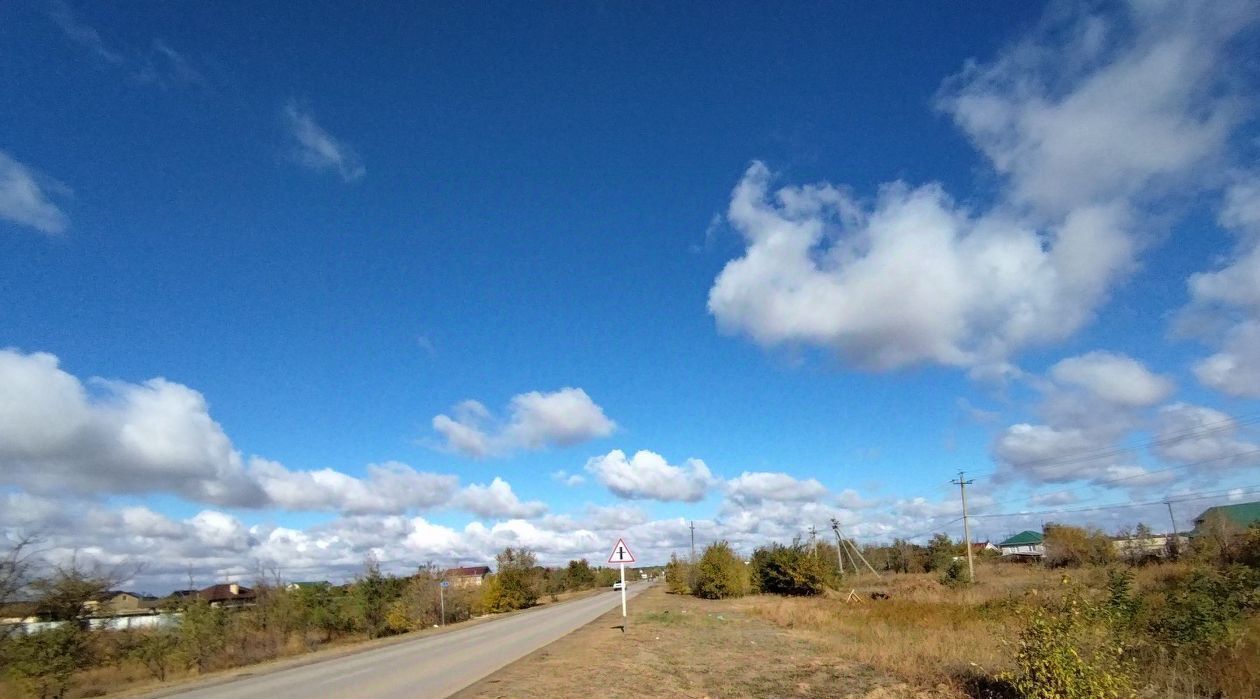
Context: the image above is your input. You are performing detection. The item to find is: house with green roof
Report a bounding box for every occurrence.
[997,530,1044,559]
[1192,501,1260,535]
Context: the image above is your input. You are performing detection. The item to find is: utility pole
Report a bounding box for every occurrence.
[809,525,818,556]
[952,471,976,583]
[689,521,696,562]
[830,518,880,577]
[1164,501,1181,560]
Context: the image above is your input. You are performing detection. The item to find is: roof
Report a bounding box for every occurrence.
[198,584,255,602]
[999,530,1043,546]
[1194,502,1260,530]
[445,566,491,577]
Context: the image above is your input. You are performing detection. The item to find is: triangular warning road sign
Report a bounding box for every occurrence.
[607,538,636,564]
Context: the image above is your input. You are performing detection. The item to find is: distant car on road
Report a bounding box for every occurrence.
[612,581,624,590]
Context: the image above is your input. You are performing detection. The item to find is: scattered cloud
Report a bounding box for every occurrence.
[1049,351,1174,408]
[0,151,69,235]
[283,101,365,183]
[725,471,826,507]
[585,449,714,502]
[1154,403,1259,468]
[451,477,547,519]
[48,0,123,64]
[432,388,615,458]
[249,458,457,515]
[551,470,585,487]
[1182,177,1260,397]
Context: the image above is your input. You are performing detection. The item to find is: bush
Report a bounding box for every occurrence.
[939,558,969,588]
[492,547,541,611]
[663,554,691,595]
[565,559,596,591]
[692,541,749,600]
[4,623,93,699]
[1003,585,1135,699]
[1144,564,1259,651]
[1044,523,1116,568]
[750,543,829,596]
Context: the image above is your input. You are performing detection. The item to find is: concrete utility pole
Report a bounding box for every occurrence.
[1164,501,1181,559]
[952,471,976,583]
[809,525,818,556]
[689,521,696,562]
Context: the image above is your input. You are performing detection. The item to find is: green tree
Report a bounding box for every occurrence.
[692,541,748,599]
[750,542,829,596]
[353,555,392,639]
[925,533,959,573]
[126,630,178,681]
[492,547,541,611]
[565,559,596,590]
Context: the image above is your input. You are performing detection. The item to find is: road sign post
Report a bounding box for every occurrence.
[606,538,636,621]
[439,580,449,626]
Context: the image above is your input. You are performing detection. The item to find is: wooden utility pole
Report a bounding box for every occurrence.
[831,518,880,577]
[952,471,976,583]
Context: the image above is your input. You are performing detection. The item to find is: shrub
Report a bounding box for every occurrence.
[750,543,828,596]
[493,547,541,611]
[663,554,691,595]
[125,630,178,681]
[1044,523,1116,568]
[939,558,969,589]
[692,541,748,600]
[1003,586,1135,699]
[4,623,93,699]
[1145,564,1259,651]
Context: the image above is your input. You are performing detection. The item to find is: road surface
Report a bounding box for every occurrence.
[157,583,648,699]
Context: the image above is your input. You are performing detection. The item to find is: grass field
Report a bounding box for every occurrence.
[451,584,954,699]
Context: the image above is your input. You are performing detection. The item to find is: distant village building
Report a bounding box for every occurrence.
[1193,501,1260,534]
[997,530,1045,559]
[196,583,257,609]
[444,566,491,588]
[1111,532,1186,562]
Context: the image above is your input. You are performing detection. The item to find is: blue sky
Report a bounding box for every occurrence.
[3,1,1260,590]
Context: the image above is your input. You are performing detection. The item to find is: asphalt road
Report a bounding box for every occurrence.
[157,583,648,699]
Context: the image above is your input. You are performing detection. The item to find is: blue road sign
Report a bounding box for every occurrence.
[440,580,449,588]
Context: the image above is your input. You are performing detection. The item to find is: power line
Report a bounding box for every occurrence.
[970,484,1260,520]
[963,411,1260,479]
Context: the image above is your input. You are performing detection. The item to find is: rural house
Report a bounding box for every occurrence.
[997,530,1044,559]
[198,583,257,609]
[1193,501,1260,535]
[444,565,491,588]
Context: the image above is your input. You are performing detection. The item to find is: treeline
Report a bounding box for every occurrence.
[664,539,846,599]
[0,546,625,698]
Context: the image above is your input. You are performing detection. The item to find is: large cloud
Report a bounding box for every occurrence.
[0,348,535,519]
[0,349,266,506]
[1049,351,1174,408]
[708,0,1256,372]
[433,387,616,458]
[584,449,714,503]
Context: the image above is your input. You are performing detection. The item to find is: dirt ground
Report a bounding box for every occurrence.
[450,585,955,699]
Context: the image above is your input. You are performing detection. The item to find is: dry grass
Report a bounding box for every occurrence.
[453,585,953,699]
[734,564,1097,690]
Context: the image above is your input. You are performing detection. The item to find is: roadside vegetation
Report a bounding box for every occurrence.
[0,543,629,698]
[663,520,1260,698]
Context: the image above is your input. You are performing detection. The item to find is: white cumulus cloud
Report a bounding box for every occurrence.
[433,388,615,458]
[585,449,714,503]
[451,477,547,519]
